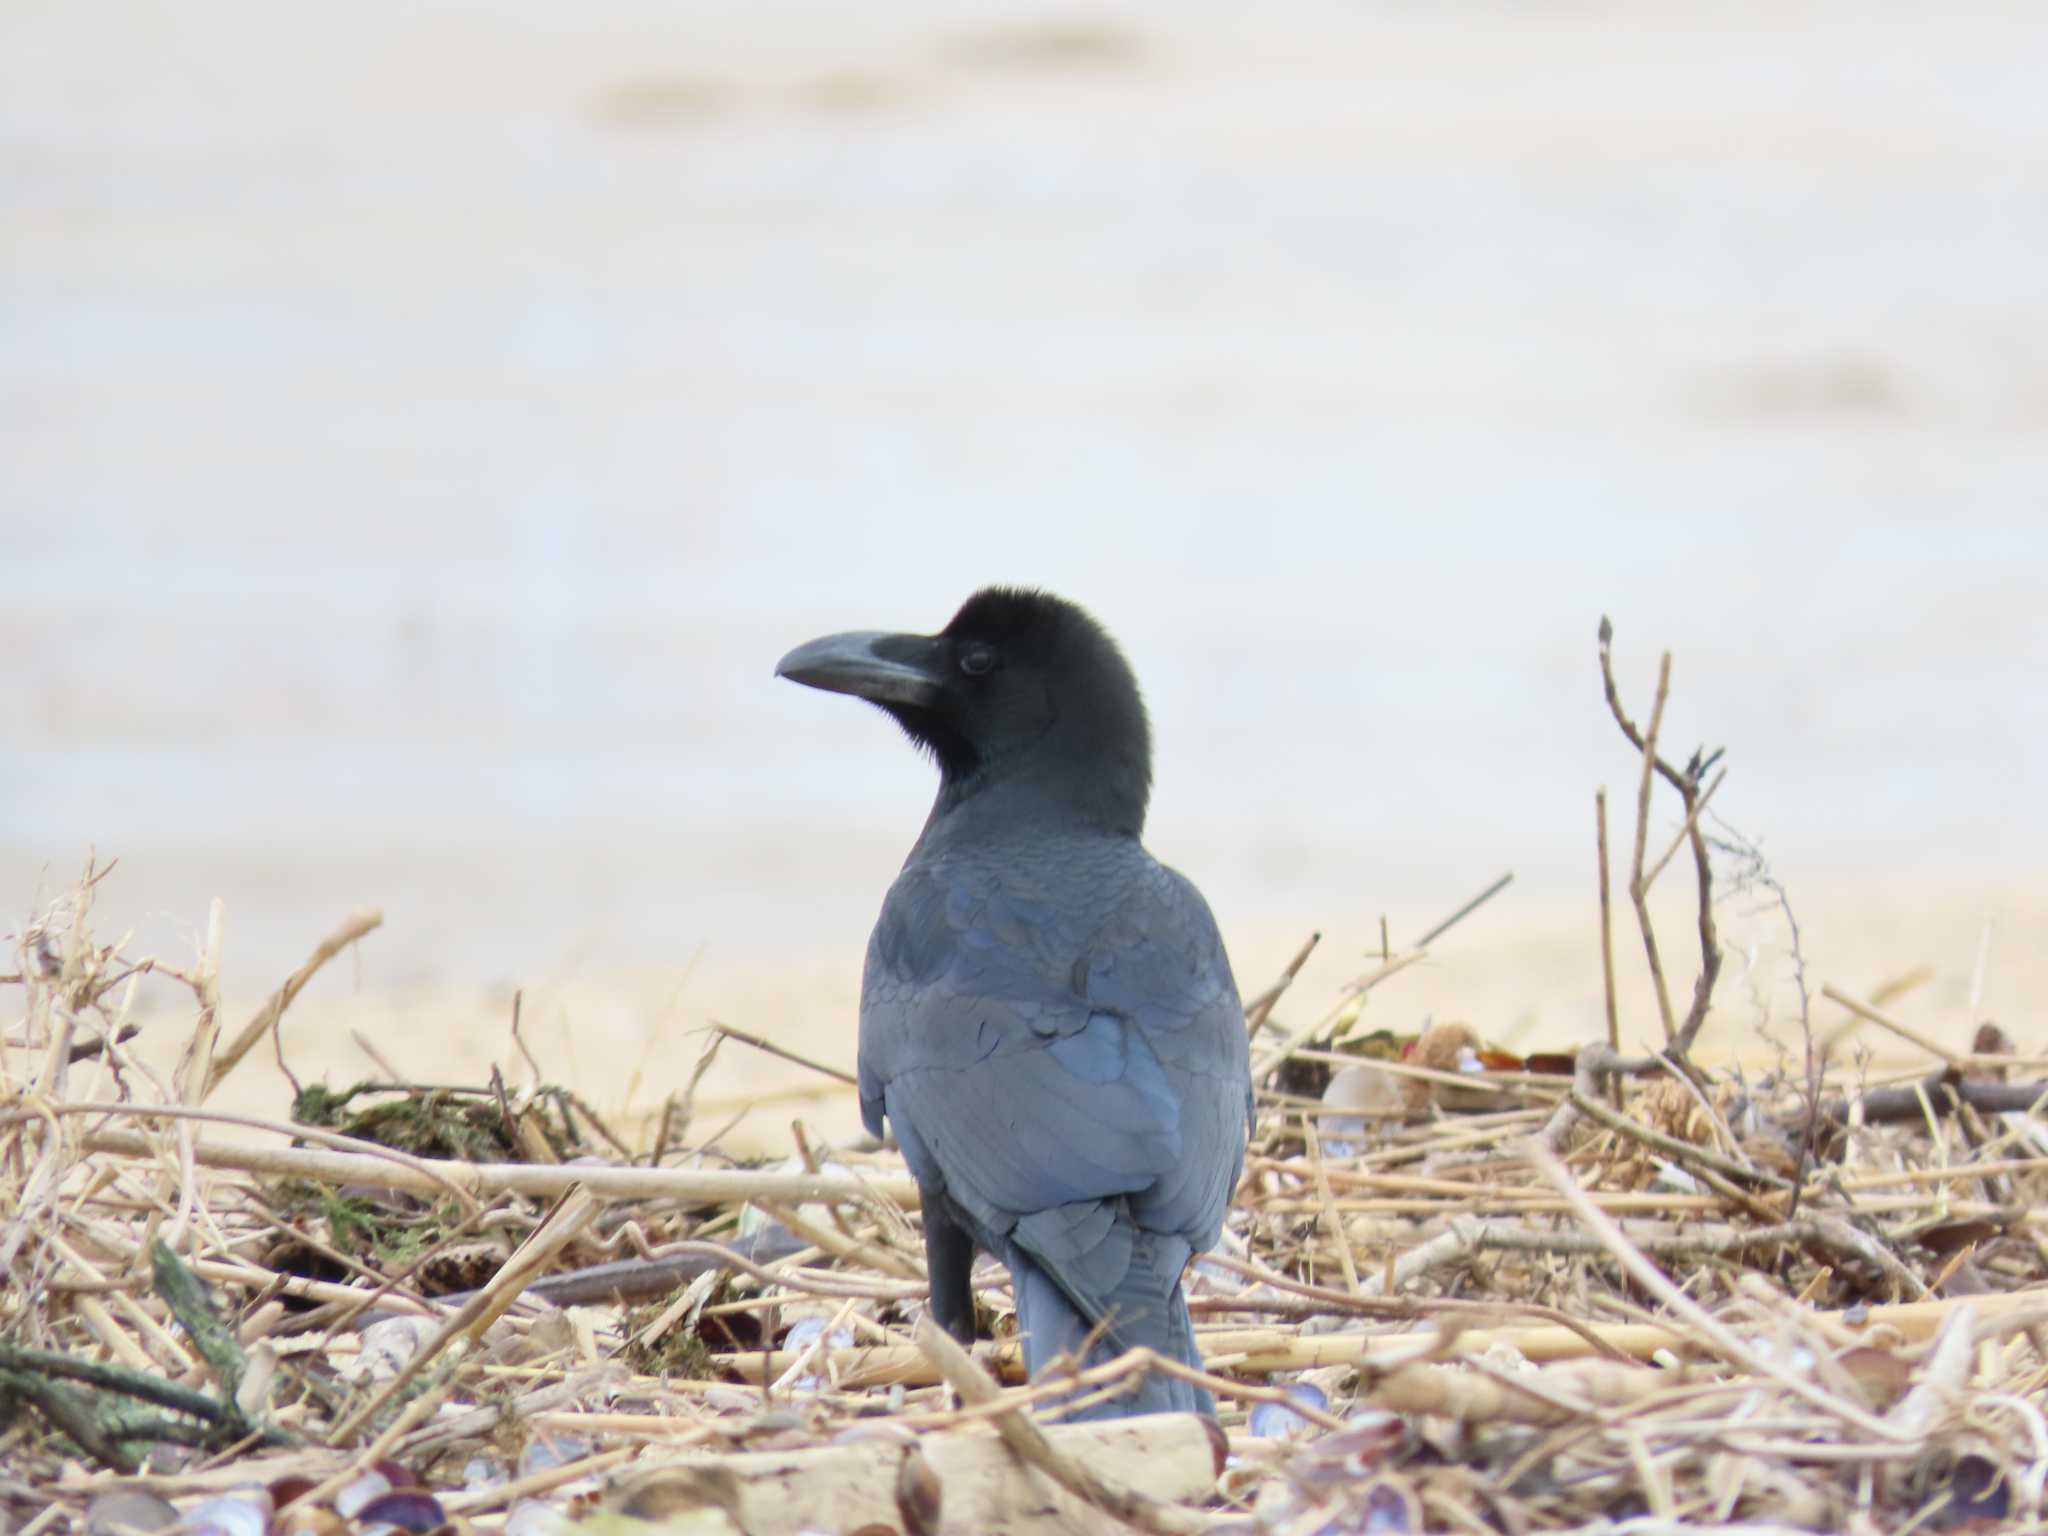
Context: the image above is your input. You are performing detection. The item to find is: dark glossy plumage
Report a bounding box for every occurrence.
[777,587,1252,1417]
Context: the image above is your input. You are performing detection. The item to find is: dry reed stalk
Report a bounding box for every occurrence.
[78,1124,919,1206]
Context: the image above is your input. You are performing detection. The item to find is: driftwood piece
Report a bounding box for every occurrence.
[914,1317,1215,1535]
[1827,1071,2048,1125]
[609,1415,1221,1536]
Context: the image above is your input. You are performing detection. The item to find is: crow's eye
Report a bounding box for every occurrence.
[959,647,997,677]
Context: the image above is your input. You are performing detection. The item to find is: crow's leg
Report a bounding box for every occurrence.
[924,1204,978,1343]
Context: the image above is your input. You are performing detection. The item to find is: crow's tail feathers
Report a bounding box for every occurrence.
[1011,1231,1213,1419]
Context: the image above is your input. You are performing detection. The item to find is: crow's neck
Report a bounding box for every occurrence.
[917,742,1149,854]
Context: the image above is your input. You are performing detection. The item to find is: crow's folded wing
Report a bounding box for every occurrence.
[859,843,1249,1319]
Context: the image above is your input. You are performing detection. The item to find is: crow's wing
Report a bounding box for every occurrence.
[859,838,1249,1326]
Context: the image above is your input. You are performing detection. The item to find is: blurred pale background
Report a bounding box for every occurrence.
[5,2,2045,1144]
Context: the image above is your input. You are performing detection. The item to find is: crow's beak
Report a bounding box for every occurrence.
[775,630,948,709]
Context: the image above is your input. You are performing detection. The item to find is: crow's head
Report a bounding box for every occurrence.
[777,586,1152,834]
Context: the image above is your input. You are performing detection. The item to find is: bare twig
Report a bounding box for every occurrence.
[1820,984,1962,1068]
[1597,618,1725,1059]
[1243,930,1321,1037]
[202,909,382,1101]
[1413,871,1514,949]
[1627,651,1677,1044]
[706,1020,858,1086]
[1595,788,1621,1104]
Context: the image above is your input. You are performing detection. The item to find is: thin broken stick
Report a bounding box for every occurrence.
[707,1020,858,1086]
[1819,984,1961,1068]
[1243,931,1320,1037]
[202,909,383,1101]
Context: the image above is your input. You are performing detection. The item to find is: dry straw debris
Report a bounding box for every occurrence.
[4,620,2048,1535]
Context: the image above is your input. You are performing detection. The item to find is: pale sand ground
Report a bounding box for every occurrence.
[95,876,2042,1158]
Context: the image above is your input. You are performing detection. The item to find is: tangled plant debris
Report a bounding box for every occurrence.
[3,621,2046,1534]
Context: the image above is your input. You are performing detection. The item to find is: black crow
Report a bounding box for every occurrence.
[777,587,1252,1417]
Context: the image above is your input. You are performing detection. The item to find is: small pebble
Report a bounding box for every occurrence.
[85,1491,179,1536]
[519,1432,593,1478]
